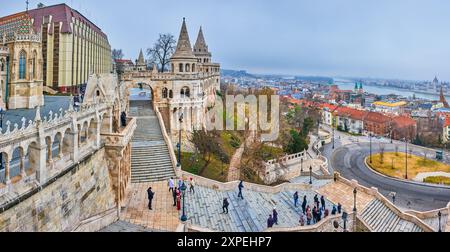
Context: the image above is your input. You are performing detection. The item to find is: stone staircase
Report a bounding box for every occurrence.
[183,185,334,232]
[129,101,175,183]
[360,200,424,232]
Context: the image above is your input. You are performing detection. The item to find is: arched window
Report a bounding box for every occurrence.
[162,88,168,98]
[171,64,174,73]
[169,90,173,99]
[179,63,183,72]
[181,87,190,98]
[185,64,190,72]
[19,50,27,79]
[192,64,195,72]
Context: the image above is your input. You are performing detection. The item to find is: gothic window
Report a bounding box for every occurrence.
[179,63,183,72]
[185,64,190,72]
[169,90,173,99]
[19,50,27,79]
[162,87,168,98]
[180,87,190,98]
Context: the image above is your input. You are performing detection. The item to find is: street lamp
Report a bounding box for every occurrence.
[353,188,357,212]
[309,166,312,184]
[0,108,5,170]
[438,211,442,232]
[177,112,184,167]
[180,182,187,222]
[404,137,408,179]
[301,158,304,173]
[369,133,373,163]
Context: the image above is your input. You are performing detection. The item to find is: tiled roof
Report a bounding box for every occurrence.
[336,107,365,120]
[392,116,416,129]
[364,111,390,124]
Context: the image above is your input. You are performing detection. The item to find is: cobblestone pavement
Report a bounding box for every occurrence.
[183,185,334,232]
[120,182,180,231]
[100,221,160,232]
[317,181,375,212]
[2,96,70,132]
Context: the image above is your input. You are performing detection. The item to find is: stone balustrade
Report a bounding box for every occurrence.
[154,106,179,176]
[334,172,436,232]
[0,102,112,203]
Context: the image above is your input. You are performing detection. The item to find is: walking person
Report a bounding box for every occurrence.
[267,215,274,228]
[172,187,178,207]
[320,195,326,211]
[272,208,278,225]
[302,196,307,214]
[189,177,195,194]
[222,198,229,214]
[177,178,183,189]
[337,203,342,214]
[306,207,312,225]
[293,191,299,207]
[147,186,154,210]
[312,206,318,224]
[237,180,244,200]
[168,177,175,192]
[331,205,337,215]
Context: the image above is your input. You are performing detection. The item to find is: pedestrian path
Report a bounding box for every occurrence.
[183,185,334,232]
[129,101,175,183]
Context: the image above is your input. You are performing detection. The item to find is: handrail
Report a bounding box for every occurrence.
[154,106,179,176]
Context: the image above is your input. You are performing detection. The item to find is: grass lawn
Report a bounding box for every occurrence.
[368,152,450,182]
[423,176,450,186]
[180,152,228,183]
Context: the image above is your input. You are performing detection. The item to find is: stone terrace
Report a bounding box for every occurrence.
[183,185,335,232]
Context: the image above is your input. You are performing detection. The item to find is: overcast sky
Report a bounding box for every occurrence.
[2,0,450,81]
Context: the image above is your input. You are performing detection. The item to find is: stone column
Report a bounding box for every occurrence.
[47,139,54,164]
[20,155,26,177]
[58,139,63,158]
[29,143,47,184]
[4,156,11,185]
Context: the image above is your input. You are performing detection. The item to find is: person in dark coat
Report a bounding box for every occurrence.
[237,180,244,200]
[320,195,326,211]
[267,215,274,228]
[312,206,318,224]
[172,187,178,207]
[314,194,319,205]
[293,192,299,207]
[121,111,127,127]
[337,203,342,214]
[147,187,154,210]
[331,205,337,215]
[222,198,229,214]
[272,208,278,225]
[302,196,307,214]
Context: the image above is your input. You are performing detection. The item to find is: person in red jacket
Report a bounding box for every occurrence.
[176,189,181,211]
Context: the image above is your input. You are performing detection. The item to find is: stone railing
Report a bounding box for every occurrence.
[181,170,311,194]
[0,103,110,201]
[154,106,179,176]
[122,70,220,82]
[102,117,137,148]
[266,151,307,165]
[8,34,41,43]
[71,207,118,232]
[334,172,436,232]
[404,203,450,232]
[266,213,354,232]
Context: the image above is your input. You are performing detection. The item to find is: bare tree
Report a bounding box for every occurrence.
[380,143,385,164]
[147,33,176,73]
[112,49,124,60]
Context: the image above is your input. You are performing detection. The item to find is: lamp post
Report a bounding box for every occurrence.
[0,108,4,170]
[332,126,335,149]
[438,211,442,232]
[353,188,357,212]
[180,182,187,222]
[177,112,184,167]
[404,137,408,179]
[301,157,303,173]
[309,166,312,184]
[369,133,373,163]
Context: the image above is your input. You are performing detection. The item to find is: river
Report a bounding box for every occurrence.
[335,81,450,101]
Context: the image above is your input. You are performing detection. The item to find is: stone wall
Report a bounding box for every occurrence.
[0,148,117,232]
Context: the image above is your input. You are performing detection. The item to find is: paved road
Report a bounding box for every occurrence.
[329,142,450,211]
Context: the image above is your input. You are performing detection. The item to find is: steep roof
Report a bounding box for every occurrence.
[364,111,391,124]
[392,116,416,129]
[194,26,211,57]
[137,49,145,65]
[0,12,34,39]
[172,18,195,59]
[336,107,365,120]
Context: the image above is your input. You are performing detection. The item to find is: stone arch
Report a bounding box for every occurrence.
[27,141,39,176]
[53,132,63,159]
[185,63,190,72]
[62,127,74,159]
[81,121,89,143]
[9,146,26,180]
[192,63,195,72]
[162,87,168,99]
[88,118,97,143]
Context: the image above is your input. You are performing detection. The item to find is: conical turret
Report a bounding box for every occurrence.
[137,49,145,65]
[194,26,211,55]
[172,18,195,59]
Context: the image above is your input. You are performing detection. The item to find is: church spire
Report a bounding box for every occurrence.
[172,18,195,59]
[194,26,208,53]
[137,49,145,65]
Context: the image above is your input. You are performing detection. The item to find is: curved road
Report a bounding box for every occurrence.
[330,142,450,211]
